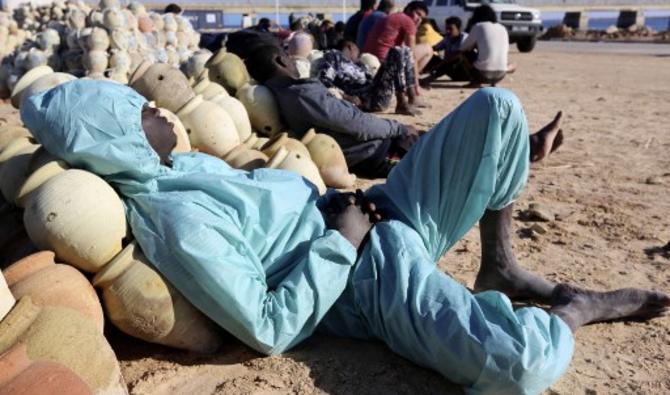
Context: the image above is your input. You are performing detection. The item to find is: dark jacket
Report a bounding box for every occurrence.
[265,76,408,168]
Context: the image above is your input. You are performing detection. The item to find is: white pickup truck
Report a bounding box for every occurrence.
[424,0,544,52]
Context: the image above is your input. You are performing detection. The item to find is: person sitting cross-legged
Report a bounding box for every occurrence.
[422,5,516,88]
[318,40,419,115]
[421,16,472,84]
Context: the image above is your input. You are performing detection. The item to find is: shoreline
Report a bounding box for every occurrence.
[540,37,670,45]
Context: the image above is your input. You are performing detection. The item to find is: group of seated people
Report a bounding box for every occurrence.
[420,6,517,88]
[233,0,516,98]
[13,5,668,395]
[223,2,524,179]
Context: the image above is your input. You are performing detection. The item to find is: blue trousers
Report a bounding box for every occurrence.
[320,88,574,395]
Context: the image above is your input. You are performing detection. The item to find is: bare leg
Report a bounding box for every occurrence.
[529,111,563,162]
[413,44,433,74]
[474,204,556,302]
[550,284,670,332]
[395,90,420,116]
[400,88,423,115]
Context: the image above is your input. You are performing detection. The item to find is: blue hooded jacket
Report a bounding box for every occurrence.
[21,80,357,354]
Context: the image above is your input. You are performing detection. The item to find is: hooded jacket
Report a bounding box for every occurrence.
[21,80,357,355]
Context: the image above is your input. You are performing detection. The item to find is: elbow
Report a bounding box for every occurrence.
[246,325,296,356]
[251,341,291,356]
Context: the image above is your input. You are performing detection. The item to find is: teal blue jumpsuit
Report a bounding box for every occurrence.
[22,80,574,395]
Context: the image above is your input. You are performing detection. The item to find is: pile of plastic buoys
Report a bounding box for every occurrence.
[127,48,357,194]
[0,9,365,391]
[0,118,227,394]
[0,0,202,96]
[1,252,126,394]
[2,0,357,192]
[0,123,224,350]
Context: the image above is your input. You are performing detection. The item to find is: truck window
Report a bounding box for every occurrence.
[424,0,434,6]
[436,0,448,6]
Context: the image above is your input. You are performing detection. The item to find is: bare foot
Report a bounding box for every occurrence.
[550,284,670,332]
[530,111,563,162]
[410,97,431,109]
[475,207,556,302]
[419,78,433,89]
[474,261,556,302]
[395,105,421,116]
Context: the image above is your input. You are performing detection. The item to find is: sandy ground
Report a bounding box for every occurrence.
[4,45,670,394]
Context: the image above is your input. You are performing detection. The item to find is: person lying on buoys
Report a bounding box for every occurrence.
[21,80,669,395]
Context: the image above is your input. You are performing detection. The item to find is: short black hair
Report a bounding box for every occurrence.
[164,3,182,14]
[335,39,357,51]
[289,20,302,31]
[470,5,497,25]
[445,16,461,29]
[259,17,271,25]
[361,0,376,11]
[244,44,283,83]
[378,0,394,12]
[335,21,345,31]
[404,1,428,15]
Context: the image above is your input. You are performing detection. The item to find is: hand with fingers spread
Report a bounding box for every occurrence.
[323,190,382,250]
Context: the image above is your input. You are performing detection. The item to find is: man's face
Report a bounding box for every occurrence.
[408,9,427,26]
[343,43,360,62]
[141,106,176,166]
[446,24,460,38]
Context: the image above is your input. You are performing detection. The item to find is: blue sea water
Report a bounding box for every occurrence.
[212,11,670,31]
[543,16,669,32]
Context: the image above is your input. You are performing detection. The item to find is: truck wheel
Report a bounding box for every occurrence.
[516,36,536,53]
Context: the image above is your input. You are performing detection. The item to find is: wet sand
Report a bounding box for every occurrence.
[5,44,668,394]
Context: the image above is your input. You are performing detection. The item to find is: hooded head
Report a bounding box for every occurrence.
[21,80,173,185]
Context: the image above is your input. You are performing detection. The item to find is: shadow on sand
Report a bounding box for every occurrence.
[108,326,463,395]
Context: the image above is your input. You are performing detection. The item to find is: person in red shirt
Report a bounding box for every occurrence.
[363,1,432,112]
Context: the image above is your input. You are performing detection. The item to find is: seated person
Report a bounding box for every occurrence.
[363,1,432,97]
[287,32,314,78]
[416,18,443,47]
[422,6,514,88]
[251,17,272,33]
[248,44,564,177]
[248,44,418,178]
[225,27,281,61]
[344,0,376,42]
[317,40,419,115]
[329,21,346,48]
[310,19,333,50]
[23,79,670,395]
[435,16,468,54]
[356,0,394,51]
[421,16,469,79]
